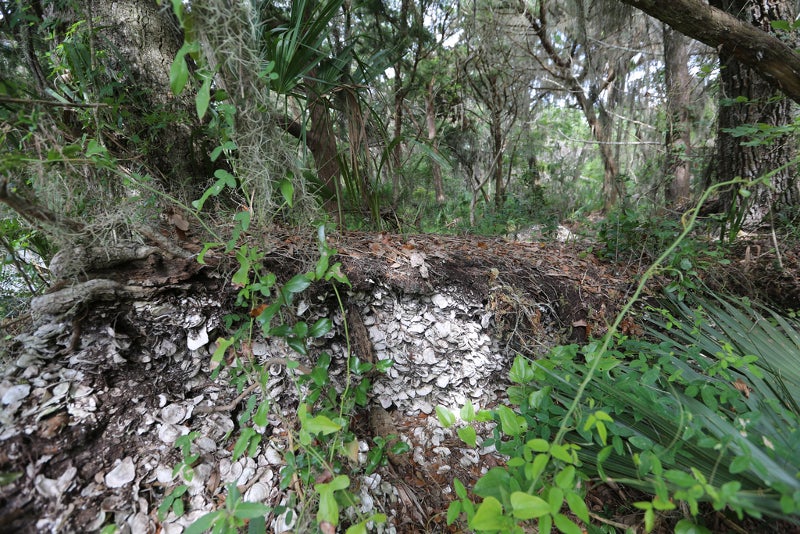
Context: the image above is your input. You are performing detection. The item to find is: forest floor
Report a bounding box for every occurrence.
[1,227,799,533]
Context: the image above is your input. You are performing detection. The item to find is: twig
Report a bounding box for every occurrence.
[771,225,783,270]
[0,95,110,109]
[195,382,260,414]
[588,511,634,530]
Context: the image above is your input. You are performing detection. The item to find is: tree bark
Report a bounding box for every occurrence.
[710,0,798,227]
[92,0,203,185]
[663,25,694,204]
[619,0,800,105]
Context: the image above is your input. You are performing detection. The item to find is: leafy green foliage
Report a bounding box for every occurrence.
[596,208,729,295]
[445,293,800,532]
[182,213,394,532]
[184,483,271,534]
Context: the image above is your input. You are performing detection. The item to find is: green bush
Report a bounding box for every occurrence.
[443,293,800,533]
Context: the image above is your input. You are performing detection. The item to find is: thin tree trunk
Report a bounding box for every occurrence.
[663,25,694,204]
[572,82,619,211]
[308,87,342,216]
[392,76,404,205]
[491,110,506,209]
[425,79,445,204]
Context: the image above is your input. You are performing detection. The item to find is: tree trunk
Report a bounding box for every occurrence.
[491,108,506,209]
[425,80,445,204]
[573,82,620,212]
[308,86,343,216]
[710,0,798,227]
[663,25,694,204]
[92,0,205,190]
[392,76,405,205]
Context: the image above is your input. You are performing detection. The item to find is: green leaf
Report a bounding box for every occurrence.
[196,75,212,119]
[253,400,270,427]
[197,242,221,264]
[303,414,341,435]
[628,435,654,450]
[171,0,184,24]
[211,337,235,366]
[248,517,266,534]
[292,322,308,337]
[548,487,564,514]
[169,43,192,95]
[771,20,792,31]
[446,500,462,525]
[549,443,574,464]
[674,519,712,534]
[345,523,367,534]
[510,492,550,519]
[453,478,468,499]
[470,497,505,530]
[0,472,22,486]
[553,513,582,534]
[309,318,332,338]
[474,468,516,500]
[192,170,236,210]
[555,465,575,489]
[595,421,607,445]
[460,399,476,421]
[325,262,350,285]
[539,514,553,534]
[184,511,222,534]
[86,139,108,158]
[526,453,550,482]
[284,273,312,294]
[234,502,271,519]
[457,425,477,447]
[286,336,307,355]
[316,483,339,526]
[330,474,350,491]
[509,355,534,383]
[279,178,294,207]
[173,493,185,516]
[233,210,251,231]
[729,455,750,474]
[232,249,251,286]
[565,491,590,524]
[526,438,550,453]
[314,252,330,281]
[436,406,456,428]
[210,141,236,162]
[496,405,525,436]
[157,493,175,520]
[232,428,259,461]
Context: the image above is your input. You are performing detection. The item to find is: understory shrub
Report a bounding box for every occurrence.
[443,293,800,533]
